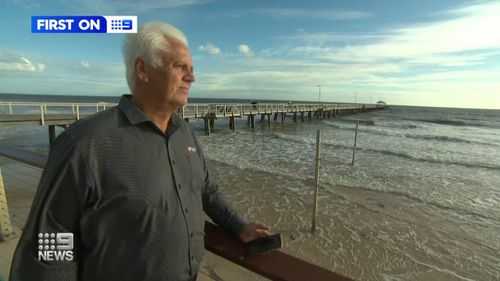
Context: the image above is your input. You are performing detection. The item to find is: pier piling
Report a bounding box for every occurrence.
[48,125,56,145]
[229,115,235,130]
[204,118,211,135]
[351,121,359,166]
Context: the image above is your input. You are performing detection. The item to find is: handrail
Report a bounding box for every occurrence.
[0,144,353,280]
[2,102,376,121]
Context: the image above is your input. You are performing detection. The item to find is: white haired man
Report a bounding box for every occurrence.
[10,22,270,281]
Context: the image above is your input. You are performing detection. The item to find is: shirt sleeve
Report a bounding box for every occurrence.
[9,131,92,281]
[189,130,246,236]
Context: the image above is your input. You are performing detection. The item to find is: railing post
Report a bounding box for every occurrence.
[76,105,80,120]
[0,168,18,241]
[72,104,75,114]
[8,103,12,115]
[311,129,321,233]
[40,105,45,125]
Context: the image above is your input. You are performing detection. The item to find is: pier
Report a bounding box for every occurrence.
[0,101,384,142]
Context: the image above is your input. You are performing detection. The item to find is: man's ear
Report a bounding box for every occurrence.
[135,59,148,82]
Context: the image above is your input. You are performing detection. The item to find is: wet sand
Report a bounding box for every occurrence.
[208,160,500,281]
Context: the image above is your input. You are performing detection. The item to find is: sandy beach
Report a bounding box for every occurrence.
[208,159,499,281]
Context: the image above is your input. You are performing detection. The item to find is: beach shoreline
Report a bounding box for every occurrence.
[208,159,500,281]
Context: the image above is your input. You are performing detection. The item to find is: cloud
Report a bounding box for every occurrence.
[296,2,500,65]
[198,43,222,56]
[7,0,40,8]
[53,0,217,14]
[237,45,254,57]
[0,49,131,96]
[250,8,371,20]
[0,51,45,72]
[80,61,90,68]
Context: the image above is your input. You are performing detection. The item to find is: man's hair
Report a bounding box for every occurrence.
[122,22,189,93]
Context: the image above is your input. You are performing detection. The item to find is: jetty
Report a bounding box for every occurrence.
[0,101,384,142]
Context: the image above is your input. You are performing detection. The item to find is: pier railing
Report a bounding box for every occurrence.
[0,144,353,280]
[0,101,115,115]
[1,101,376,120]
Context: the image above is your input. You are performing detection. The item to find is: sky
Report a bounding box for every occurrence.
[1,0,500,109]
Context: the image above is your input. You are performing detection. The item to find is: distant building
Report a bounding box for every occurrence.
[376,100,387,109]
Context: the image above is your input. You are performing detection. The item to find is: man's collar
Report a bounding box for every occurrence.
[119,94,150,125]
[119,94,181,133]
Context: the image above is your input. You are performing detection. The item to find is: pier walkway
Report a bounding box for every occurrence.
[0,101,384,141]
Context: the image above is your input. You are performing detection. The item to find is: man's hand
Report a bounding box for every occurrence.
[238,222,271,243]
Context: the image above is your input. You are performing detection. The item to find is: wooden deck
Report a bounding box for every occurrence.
[0,156,41,280]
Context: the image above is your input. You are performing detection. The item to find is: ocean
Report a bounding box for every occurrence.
[0,93,499,280]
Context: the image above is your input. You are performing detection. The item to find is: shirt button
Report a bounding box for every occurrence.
[191,256,194,260]
[172,160,176,165]
[184,208,188,213]
[190,232,194,237]
[177,184,181,189]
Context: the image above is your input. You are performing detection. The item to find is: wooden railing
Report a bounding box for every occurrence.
[0,144,353,281]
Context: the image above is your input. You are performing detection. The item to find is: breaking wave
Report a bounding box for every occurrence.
[271,132,500,171]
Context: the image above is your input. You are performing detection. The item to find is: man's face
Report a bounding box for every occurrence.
[147,38,195,108]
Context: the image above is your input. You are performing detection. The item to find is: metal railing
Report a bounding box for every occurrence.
[1,102,376,118]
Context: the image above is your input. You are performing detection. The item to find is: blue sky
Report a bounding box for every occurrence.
[1,0,499,109]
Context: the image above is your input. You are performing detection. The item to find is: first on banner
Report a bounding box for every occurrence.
[31,16,138,33]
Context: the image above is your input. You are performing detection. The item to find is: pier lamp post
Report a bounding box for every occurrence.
[316,85,321,103]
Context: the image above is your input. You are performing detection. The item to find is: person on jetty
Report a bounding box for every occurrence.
[9,21,270,281]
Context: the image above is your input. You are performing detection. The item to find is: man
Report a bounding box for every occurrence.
[10,21,270,281]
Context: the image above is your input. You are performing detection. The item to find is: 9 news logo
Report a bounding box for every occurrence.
[37,232,74,261]
[31,16,137,33]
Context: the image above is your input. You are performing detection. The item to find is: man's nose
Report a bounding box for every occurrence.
[185,72,195,83]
